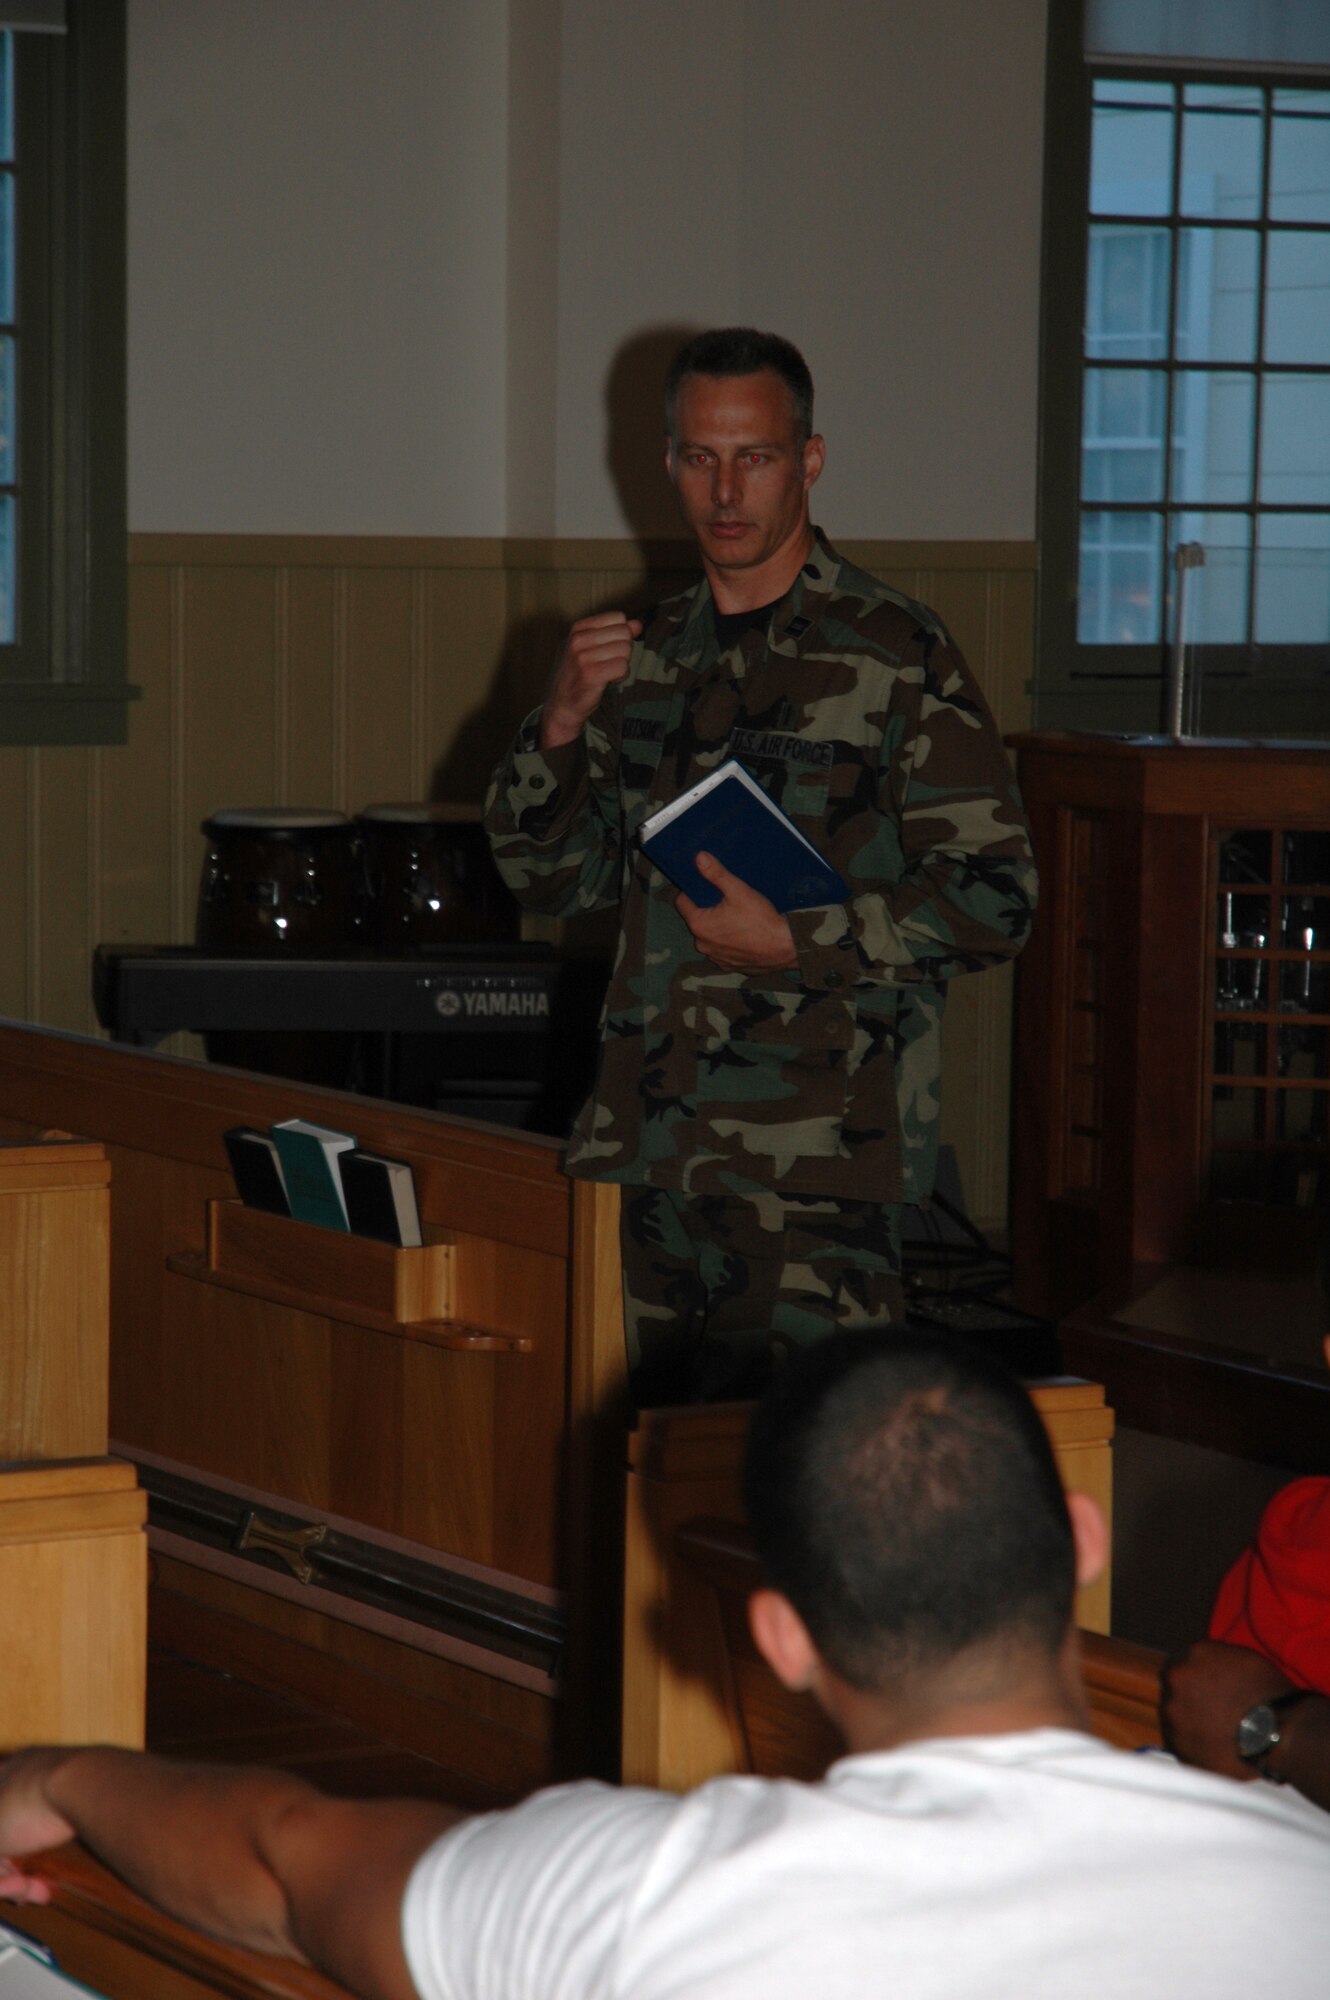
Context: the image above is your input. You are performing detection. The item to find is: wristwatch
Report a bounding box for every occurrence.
[1235,1689,1318,1780]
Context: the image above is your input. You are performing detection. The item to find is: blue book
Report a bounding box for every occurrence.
[270,1118,357,1230]
[639,758,848,912]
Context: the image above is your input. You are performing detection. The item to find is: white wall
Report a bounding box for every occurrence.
[129,0,1047,540]
[128,0,511,534]
[553,0,1048,540]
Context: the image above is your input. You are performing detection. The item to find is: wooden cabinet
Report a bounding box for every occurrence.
[1010,734,1330,1320]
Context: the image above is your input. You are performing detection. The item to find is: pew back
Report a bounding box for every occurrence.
[0,1021,627,1793]
[624,1393,1161,1795]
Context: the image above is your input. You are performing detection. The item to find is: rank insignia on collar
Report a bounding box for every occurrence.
[782,615,812,638]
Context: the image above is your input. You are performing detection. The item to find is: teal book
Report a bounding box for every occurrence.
[270,1118,357,1230]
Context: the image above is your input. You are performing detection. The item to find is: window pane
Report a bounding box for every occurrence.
[1169,513,1252,642]
[1082,368,1167,501]
[1185,84,1263,112]
[1172,371,1255,504]
[1255,513,1330,643]
[0,493,13,644]
[1093,79,1172,107]
[1259,374,1330,504]
[1275,89,1330,113]
[1086,225,1170,359]
[1270,95,1330,223]
[1176,228,1259,361]
[1087,6,1330,67]
[0,334,13,485]
[0,173,12,328]
[1078,510,1164,643]
[0,36,11,165]
[1090,96,1174,216]
[1180,102,1263,219]
[1265,231,1330,364]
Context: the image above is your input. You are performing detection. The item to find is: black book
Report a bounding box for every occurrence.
[339,1150,423,1248]
[223,1125,290,1216]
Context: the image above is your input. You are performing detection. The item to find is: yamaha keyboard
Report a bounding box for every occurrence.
[92,944,608,1129]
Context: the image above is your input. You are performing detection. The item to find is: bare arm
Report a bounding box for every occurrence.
[0,1747,464,2000]
[1163,1641,1330,1810]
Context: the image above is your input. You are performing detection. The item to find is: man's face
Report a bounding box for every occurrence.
[666,369,824,588]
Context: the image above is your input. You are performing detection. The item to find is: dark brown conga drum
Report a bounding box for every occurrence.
[356,803,518,955]
[196,807,358,1085]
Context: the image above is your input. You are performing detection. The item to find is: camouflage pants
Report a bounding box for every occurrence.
[620,1182,903,1405]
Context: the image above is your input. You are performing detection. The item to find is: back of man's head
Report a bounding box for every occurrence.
[743,1329,1076,1695]
[665,327,814,444]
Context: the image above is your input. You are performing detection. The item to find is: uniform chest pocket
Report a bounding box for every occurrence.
[731,738,833,828]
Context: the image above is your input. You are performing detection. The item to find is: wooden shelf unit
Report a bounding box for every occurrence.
[165,1201,535,1353]
[1010,733,1330,1320]
[1207,824,1329,1207]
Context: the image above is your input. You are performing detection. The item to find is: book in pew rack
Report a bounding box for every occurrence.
[639,757,848,912]
[339,1149,423,1248]
[222,1124,291,1217]
[270,1118,357,1230]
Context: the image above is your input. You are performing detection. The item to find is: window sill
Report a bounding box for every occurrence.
[0,681,141,747]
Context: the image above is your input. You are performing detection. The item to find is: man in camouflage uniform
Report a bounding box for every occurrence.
[485,329,1036,1401]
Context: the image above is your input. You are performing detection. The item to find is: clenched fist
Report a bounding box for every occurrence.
[539,612,643,753]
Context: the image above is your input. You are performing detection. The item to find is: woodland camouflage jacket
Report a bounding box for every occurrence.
[483,533,1037,1205]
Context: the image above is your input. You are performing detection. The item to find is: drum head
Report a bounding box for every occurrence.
[202,807,350,836]
[359,802,483,826]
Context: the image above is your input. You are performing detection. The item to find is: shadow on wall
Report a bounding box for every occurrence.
[428,321,702,809]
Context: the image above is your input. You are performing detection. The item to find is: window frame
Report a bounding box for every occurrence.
[1035,6,1330,738]
[0,1,131,747]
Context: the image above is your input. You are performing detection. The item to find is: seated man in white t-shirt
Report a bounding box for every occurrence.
[0,1328,1329,2000]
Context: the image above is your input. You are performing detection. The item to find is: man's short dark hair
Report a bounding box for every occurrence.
[665,328,814,445]
[743,1329,1077,1693]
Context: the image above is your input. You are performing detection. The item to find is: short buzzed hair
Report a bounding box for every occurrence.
[665,328,814,445]
[743,1329,1077,1694]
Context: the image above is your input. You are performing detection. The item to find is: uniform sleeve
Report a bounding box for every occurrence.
[482,701,626,918]
[400,1781,674,2000]
[789,631,1037,993]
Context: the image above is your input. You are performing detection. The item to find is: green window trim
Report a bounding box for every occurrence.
[0,1,133,747]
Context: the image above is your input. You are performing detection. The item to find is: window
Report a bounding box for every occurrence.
[0,3,129,746]
[1037,5,1330,737]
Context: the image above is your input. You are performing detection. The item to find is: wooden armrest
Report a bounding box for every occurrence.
[1078,1631,1166,1750]
[14,1844,352,2000]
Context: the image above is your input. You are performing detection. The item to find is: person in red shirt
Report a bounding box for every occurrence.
[1164,1334,1330,1808]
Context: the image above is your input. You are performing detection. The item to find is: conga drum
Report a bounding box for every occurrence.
[196,807,358,1085]
[356,803,518,955]
[197,808,357,954]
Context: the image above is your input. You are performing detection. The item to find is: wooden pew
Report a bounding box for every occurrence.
[12,1846,351,2000]
[623,1394,1164,1793]
[0,1131,147,1754]
[0,1020,627,1796]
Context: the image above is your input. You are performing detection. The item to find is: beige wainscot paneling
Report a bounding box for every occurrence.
[4,533,1033,1230]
